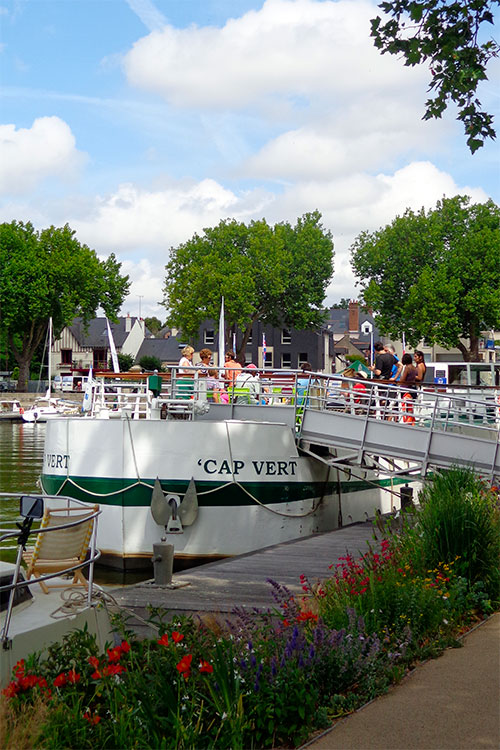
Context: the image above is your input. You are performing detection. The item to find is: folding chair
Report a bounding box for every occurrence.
[22,505,98,594]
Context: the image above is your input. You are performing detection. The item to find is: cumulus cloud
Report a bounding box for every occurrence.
[123,0,426,110]
[0,116,86,194]
[71,178,246,253]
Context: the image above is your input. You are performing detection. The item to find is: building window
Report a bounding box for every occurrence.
[204,329,215,345]
[61,349,72,365]
[298,352,309,367]
[281,352,291,368]
[244,352,253,364]
[247,330,253,345]
[281,329,291,344]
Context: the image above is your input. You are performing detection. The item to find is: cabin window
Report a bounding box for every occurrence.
[281,329,291,344]
[61,349,72,365]
[204,329,215,345]
[281,353,291,368]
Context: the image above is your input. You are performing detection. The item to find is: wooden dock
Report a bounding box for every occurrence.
[108,522,380,636]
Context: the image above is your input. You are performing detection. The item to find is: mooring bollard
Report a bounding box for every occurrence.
[152,542,174,585]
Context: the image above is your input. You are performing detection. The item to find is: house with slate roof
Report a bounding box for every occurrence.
[52,315,145,374]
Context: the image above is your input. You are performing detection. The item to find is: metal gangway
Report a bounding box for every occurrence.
[297,378,500,482]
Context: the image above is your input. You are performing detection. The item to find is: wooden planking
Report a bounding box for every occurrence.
[109,522,380,632]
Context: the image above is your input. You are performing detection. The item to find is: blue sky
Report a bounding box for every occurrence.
[1,0,499,321]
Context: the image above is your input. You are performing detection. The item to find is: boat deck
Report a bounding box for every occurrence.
[108,521,380,637]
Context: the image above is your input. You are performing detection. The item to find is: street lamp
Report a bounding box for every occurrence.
[361,321,374,378]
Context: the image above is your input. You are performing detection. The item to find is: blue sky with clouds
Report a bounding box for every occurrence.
[1,0,499,321]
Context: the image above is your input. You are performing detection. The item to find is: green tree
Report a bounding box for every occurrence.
[0,221,130,391]
[350,196,500,360]
[116,352,135,371]
[144,316,164,335]
[163,212,334,360]
[331,298,351,309]
[371,0,499,152]
[138,355,163,371]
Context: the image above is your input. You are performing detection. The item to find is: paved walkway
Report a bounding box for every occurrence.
[303,612,500,750]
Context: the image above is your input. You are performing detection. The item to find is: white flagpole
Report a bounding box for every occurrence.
[218,297,225,370]
[106,317,120,373]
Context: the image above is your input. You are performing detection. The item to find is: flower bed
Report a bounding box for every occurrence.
[2,469,499,749]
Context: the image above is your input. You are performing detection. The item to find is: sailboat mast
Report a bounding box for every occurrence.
[48,317,52,398]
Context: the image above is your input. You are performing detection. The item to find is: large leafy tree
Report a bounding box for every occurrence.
[371,0,499,152]
[350,196,500,360]
[0,221,130,390]
[163,211,334,360]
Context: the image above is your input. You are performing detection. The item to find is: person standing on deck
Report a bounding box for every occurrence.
[414,350,427,383]
[223,350,242,386]
[178,345,194,374]
[369,342,396,379]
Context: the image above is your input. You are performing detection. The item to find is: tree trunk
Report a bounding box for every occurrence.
[14,354,31,392]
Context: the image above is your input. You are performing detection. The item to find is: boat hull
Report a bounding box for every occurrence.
[41,417,401,569]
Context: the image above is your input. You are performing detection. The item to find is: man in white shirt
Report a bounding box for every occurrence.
[234,363,261,403]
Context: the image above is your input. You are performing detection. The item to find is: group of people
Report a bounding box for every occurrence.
[365,342,427,422]
[369,342,427,388]
[177,346,263,403]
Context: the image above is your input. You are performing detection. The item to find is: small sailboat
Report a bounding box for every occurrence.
[22,319,80,424]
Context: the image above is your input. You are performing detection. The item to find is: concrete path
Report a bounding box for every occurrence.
[303,612,500,750]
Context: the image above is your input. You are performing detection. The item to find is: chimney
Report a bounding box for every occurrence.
[348,301,359,334]
[125,313,131,333]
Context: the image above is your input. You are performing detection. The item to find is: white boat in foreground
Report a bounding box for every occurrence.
[40,369,419,570]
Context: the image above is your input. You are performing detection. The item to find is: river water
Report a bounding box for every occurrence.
[0,420,148,584]
[0,421,45,558]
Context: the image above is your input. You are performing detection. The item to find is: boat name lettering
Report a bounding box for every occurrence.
[197,458,297,476]
[45,453,69,469]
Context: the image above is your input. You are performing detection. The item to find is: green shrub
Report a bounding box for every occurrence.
[415,468,500,601]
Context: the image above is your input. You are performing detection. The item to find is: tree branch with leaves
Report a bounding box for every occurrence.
[371,0,499,152]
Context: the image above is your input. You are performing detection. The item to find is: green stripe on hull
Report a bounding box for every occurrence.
[41,473,414,508]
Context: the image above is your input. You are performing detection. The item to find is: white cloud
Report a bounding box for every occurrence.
[0,116,86,194]
[71,179,243,253]
[123,0,426,110]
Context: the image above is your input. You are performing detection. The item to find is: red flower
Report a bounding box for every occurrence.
[91,670,101,680]
[2,681,20,698]
[83,711,101,725]
[88,656,100,669]
[157,633,169,646]
[120,640,131,653]
[176,654,193,679]
[67,670,81,684]
[13,659,25,677]
[199,660,213,674]
[172,631,184,643]
[53,673,68,688]
[104,664,126,676]
[282,619,290,627]
[107,647,122,663]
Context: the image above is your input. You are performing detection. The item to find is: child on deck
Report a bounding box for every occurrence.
[206,369,224,403]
